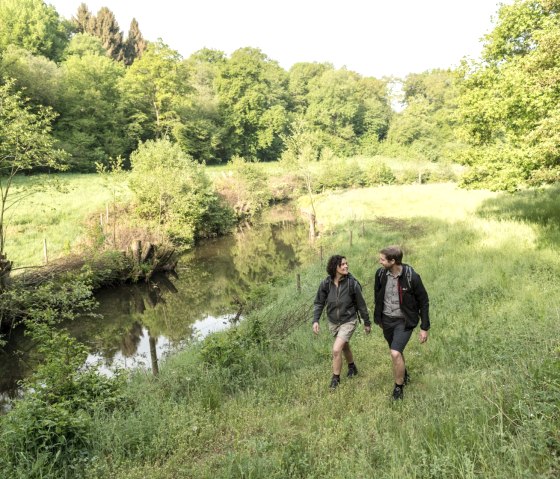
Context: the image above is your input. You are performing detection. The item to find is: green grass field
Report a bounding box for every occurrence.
[71,182,558,478]
[4,174,131,268]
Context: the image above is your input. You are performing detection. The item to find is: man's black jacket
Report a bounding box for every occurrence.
[374,264,430,331]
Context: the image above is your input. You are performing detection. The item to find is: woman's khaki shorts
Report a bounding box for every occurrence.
[328,319,358,342]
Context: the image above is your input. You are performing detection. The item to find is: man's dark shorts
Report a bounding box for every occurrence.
[381,315,412,353]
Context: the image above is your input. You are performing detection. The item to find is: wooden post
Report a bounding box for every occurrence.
[296,273,301,293]
[106,203,109,223]
[362,222,365,237]
[43,238,48,264]
[149,335,159,376]
[131,240,142,265]
[99,213,103,227]
[349,230,353,247]
[319,245,323,262]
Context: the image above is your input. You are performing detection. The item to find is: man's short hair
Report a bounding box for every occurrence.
[380,245,403,265]
[326,254,346,278]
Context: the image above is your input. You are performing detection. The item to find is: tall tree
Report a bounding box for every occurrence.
[177,48,228,163]
[215,47,289,161]
[123,18,147,66]
[0,45,61,108]
[56,48,127,170]
[457,0,560,189]
[0,0,70,61]
[119,40,189,144]
[72,3,93,34]
[90,7,124,62]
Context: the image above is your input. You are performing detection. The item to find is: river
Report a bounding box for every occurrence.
[0,204,315,412]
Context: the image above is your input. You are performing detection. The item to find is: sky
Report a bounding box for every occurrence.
[47,0,510,79]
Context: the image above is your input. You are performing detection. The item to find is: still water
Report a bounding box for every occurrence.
[0,205,314,411]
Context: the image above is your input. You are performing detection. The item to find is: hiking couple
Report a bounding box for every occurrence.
[312,246,430,400]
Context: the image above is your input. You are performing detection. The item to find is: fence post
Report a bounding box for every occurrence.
[43,238,48,264]
[349,230,353,247]
[296,273,301,293]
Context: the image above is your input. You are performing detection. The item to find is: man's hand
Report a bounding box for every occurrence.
[312,322,320,335]
[419,329,428,343]
[364,325,371,335]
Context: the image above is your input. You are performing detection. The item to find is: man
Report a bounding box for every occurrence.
[374,246,430,400]
[313,255,371,390]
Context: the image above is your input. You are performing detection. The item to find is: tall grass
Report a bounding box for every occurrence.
[67,183,559,479]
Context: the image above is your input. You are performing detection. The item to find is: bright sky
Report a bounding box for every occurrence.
[47,0,510,78]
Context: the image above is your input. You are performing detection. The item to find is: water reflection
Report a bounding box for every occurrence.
[0,205,312,406]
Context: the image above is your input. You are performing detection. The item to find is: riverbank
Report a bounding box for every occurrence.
[2,182,557,478]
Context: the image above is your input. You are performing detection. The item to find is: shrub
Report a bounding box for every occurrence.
[214,157,271,219]
[365,161,396,186]
[129,138,232,246]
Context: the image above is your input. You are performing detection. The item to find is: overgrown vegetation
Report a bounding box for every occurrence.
[1,183,557,478]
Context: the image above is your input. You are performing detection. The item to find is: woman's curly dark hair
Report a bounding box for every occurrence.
[326,254,346,278]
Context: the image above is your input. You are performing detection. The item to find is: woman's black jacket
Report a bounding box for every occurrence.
[373,264,430,331]
[313,273,371,326]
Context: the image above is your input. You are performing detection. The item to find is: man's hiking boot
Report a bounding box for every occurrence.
[404,369,410,386]
[392,384,404,400]
[347,364,358,378]
[329,376,340,390]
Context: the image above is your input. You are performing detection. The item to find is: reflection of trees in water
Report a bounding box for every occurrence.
[120,321,143,357]
[232,221,310,285]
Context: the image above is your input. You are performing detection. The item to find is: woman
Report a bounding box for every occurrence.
[312,254,371,389]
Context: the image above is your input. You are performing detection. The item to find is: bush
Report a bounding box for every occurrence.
[365,161,396,186]
[315,157,365,191]
[129,138,233,246]
[214,157,271,219]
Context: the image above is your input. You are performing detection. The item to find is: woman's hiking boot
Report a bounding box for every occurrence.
[392,384,404,400]
[347,363,358,378]
[329,375,340,390]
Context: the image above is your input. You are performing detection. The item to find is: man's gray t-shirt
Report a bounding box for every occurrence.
[383,270,405,319]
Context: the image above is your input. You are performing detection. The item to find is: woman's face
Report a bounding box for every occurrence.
[336,258,349,276]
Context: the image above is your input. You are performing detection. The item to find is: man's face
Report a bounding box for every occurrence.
[336,258,349,276]
[379,254,395,270]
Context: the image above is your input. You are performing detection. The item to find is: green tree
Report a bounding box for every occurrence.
[90,6,124,62]
[0,80,67,270]
[456,0,560,189]
[288,62,333,113]
[72,2,93,34]
[62,32,106,58]
[0,0,70,61]
[387,69,459,162]
[176,48,228,163]
[123,18,147,66]
[215,47,289,161]
[120,40,189,144]
[56,50,127,170]
[0,45,61,108]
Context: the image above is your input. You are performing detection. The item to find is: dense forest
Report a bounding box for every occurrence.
[1,0,559,191]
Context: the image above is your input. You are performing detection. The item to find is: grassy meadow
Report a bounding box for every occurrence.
[65,182,559,478]
[5,174,131,268]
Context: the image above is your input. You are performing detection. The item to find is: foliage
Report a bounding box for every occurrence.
[456,0,560,189]
[119,40,189,144]
[128,138,232,246]
[123,18,147,66]
[0,272,127,477]
[0,45,61,108]
[55,50,128,171]
[365,160,396,186]
[213,156,272,219]
[0,0,70,62]
[215,47,290,161]
[386,69,460,162]
[0,80,67,259]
